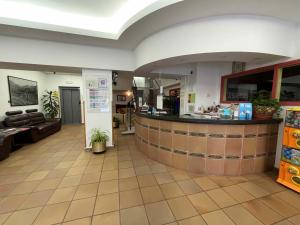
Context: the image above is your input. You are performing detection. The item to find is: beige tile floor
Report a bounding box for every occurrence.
[0,125,299,225]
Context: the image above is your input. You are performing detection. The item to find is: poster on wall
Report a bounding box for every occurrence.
[86,78,110,113]
[157,95,163,109]
[138,97,143,107]
[8,76,38,106]
[187,93,195,113]
[188,93,196,103]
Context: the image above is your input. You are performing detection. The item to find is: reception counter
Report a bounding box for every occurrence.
[135,113,282,175]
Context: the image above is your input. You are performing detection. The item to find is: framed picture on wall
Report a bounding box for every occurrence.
[7,76,38,106]
[169,88,180,97]
[117,95,126,101]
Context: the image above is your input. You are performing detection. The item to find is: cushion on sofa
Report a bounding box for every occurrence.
[4,114,30,127]
[5,110,23,116]
[34,123,53,133]
[25,109,38,113]
[28,112,46,125]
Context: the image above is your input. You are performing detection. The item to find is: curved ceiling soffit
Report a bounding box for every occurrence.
[133,52,289,75]
[132,14,296,71]
[127,14,295,52]
[0,0,299,49]
[0,0,182,40]
[119,0,300,49]
[0,0,300,50]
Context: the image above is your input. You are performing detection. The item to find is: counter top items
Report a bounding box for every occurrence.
[140,103,149,113]
[251,90,280,120]
[195,103,253,121]
[239,103,253,120]
[137,112,282,125]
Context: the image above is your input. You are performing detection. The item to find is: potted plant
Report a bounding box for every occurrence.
[90,129,109,153]
[113,117,120,128]
[251,90,280,120]
[41,90,60,119]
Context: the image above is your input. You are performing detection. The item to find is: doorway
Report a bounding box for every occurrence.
[59,87,81,124]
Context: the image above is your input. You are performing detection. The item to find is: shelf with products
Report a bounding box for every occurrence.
[277,108,300,193]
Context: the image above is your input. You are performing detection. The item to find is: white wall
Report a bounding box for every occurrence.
[82,69,113,148]
[291,24,300,58]
[246,24,300,69]
[46,73,83,91]
[134,15,295,68]
[180,62,232,114]
[152,64,194,76]
[0,69,46,120]
[0,35,135,71]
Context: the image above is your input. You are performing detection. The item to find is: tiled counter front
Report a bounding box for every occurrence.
[135,116,279,175]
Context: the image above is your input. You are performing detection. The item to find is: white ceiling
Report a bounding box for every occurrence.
[0,0,182,39]
[12,0,128,18]
[0,0,300,49]
[0,0,299,74]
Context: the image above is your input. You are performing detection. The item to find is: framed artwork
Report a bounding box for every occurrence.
[169,88,180,97]
[7,76,38,106]
[117,95,126,101]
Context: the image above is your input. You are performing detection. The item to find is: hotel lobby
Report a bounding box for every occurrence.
[0,1,300,225]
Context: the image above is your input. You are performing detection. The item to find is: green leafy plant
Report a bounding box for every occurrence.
[113,117,121,123]
[90,129,109,146]
[251,90,280,112]
[113,117,121,128]
[41,90,60,119]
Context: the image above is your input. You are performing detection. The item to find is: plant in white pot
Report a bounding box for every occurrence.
[90,129,109,153]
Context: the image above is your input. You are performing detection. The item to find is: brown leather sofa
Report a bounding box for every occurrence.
[4,112,61,142]
[0,133,12,160]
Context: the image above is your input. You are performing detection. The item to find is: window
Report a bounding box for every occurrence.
[224,70,274,101]
[280,65,300,102]
[220,60,300,105]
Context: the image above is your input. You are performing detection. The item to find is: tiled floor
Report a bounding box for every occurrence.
[0,125,299,225]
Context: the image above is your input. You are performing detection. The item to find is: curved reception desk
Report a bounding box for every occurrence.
[135,113,282,176]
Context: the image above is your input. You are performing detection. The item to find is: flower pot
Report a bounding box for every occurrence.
[113,121,119,128]
[253,106,276,120]
[92,141,106,153]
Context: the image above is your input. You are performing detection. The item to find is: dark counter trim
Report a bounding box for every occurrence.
[136,113,283,125]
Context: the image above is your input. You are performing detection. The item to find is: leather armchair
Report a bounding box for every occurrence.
[0,134,12,160]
